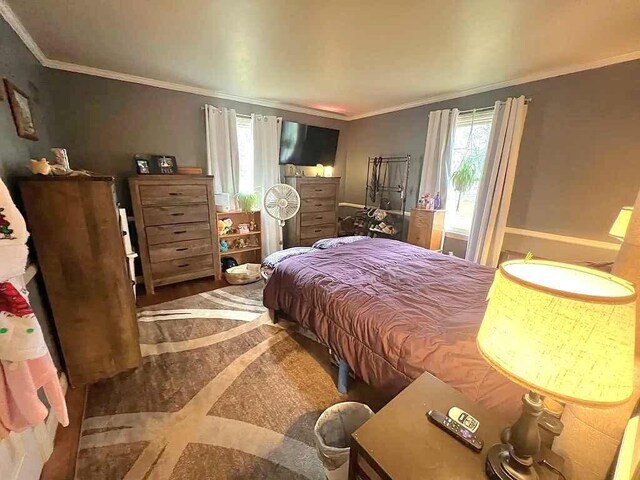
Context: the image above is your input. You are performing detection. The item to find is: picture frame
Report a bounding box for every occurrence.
[4,79,37,140]
[133,154,178,175]
[135,158,151,174]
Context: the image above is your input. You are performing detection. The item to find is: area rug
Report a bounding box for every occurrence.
[76,282,385,479]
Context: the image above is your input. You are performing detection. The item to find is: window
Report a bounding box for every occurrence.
[236,116,254,193]
[445,108,494,237]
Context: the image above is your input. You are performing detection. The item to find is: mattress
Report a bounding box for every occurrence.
[263,238,525,421]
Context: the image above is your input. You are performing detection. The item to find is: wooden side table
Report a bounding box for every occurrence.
[348,372,562,480]
[407,209,445,250]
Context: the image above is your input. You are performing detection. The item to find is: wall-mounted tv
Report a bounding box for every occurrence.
[279,121,339,166]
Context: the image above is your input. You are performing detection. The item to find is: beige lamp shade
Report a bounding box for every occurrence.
[477,260,636,406]
[610,207,633,240]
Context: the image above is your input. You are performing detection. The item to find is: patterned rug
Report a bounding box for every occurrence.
[76,283,386,479]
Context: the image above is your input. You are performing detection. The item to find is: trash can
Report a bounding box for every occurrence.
[314,402,374,480]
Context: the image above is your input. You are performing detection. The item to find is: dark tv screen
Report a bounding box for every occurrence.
[279,121,339,166]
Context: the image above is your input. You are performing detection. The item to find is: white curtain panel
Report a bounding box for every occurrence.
[204,105,240,201]
[418,108,459,208]
[466,96,528,267]
[252,114,283,257]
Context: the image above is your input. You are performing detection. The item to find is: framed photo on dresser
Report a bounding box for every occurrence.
[134,154,178,175]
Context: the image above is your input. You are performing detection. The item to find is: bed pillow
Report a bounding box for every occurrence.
[312,236,371,249]
[261,247,315,269]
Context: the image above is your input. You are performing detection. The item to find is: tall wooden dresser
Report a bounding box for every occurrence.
[283,176,340,247]
[407,208,445,251]
[129,175,219,295]
[19,176,141,386]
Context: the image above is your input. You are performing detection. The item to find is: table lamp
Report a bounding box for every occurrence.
[477,259,637,480]
[610,206,633,241]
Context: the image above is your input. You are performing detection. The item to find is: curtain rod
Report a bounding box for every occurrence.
[201,104,251,118]
[458,97,532,115]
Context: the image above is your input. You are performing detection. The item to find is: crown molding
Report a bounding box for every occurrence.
[43,59,349,120]
[0,0,46,64]
[348,49,640,120]
[2,0,639,122]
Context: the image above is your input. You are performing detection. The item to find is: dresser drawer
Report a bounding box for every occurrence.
[301,211,336,227]
[139,184,208,206]
[149,238,213,263]
[300,224,336,240]
[300,183,337,199]
[151,254,214,277]
[143,204,210,226]
[146,222,211,245]
[300,197,335,213]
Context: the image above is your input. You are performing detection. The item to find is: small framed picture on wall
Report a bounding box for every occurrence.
[4,79,38,140]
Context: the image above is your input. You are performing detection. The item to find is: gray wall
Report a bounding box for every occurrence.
[0,17,61,368]
[344,60,640,244]
[45,70,349,209]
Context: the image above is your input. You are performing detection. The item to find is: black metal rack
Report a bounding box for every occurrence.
[364,155,411,239]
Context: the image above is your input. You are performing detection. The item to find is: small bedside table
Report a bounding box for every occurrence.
[348,372,562,480]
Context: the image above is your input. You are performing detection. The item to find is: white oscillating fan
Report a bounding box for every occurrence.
[263,184,301,226]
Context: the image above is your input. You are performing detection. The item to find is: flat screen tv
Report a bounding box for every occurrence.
[279,121,339,166]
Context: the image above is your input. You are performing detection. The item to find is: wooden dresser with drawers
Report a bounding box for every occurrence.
[129,175,219,295]
[283,176,340,247]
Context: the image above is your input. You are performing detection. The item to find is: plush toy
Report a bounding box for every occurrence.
[219,240,229,252]
[28,159,51,176]
[218,218,234,235]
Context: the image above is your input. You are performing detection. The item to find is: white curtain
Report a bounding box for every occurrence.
[252,114,282,257]
[418,108,459,209]
[466,96,528,267]
[205,105,239,200]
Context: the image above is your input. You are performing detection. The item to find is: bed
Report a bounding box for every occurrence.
[263,238,525,421]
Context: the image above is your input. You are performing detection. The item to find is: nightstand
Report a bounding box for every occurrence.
[348,372,563,480]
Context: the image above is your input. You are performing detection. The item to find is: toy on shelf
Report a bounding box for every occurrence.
[238,223,250,234]
[218,218,234,236]
[233,238,248,250]
[219,239,229,252]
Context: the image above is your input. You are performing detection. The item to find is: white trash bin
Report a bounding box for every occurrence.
[314,402,374,480]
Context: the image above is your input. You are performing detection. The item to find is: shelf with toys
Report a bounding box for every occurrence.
[216,211,262,266]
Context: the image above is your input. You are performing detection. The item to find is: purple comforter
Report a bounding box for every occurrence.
[263,238,524,421]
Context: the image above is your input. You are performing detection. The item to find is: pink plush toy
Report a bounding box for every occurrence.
[0,177,68,436]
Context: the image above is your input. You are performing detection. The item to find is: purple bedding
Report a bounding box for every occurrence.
[263,238,525,421]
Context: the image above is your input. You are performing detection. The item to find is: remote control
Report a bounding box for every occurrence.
[448,406,480,433]
[427,410,484,453]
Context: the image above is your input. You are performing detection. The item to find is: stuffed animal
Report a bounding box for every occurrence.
[218,218,234,235]
[219,240,229,252]
[29,159,51,176]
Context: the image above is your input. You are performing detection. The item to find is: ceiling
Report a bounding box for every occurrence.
[4,0,640,119]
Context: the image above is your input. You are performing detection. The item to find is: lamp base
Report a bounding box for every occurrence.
[486,444,539,480]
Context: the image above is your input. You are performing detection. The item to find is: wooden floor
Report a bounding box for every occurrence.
[40,385,87,480]
[41,276,228,479]
[136,276,227,307]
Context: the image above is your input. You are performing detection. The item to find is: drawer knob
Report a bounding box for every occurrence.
[174,230,187,234]
[315,216,323,220]
[315,203,322,207]
[314,189,323,192]
[177,263,190,268]
[171,213,185,216]
[169,192,183,196]
[314,229,321,233]
[176,247,188,252]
